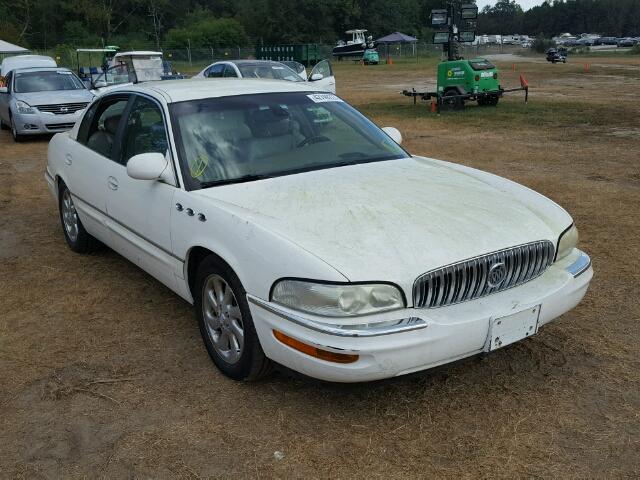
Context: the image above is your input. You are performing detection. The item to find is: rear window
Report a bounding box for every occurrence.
[469,60,495,71]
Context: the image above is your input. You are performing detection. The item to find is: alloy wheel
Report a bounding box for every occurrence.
[61,189,79,242]
[202,274,245,364]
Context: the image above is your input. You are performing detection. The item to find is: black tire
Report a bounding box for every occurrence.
[58,181,100,253]
[441,90,465,111]
[194,255,272,381]
[478,95,499,107]
[10,114,25,142]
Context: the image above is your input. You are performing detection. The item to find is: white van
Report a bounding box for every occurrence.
[0,55,57,76]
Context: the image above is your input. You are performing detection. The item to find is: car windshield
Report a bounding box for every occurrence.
[14,70,85,93]
[237,64,304,82]
[170,92,409,190]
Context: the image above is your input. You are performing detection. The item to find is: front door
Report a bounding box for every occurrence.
[104,94,180,291]
[309,60,336,94]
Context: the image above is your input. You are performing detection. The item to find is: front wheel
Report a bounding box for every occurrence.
[10,115,24,142]
[194,256,272,381]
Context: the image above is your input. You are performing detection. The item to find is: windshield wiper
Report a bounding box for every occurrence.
[199,173,274,189]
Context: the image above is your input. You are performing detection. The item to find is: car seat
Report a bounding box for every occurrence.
[87,115,120,158]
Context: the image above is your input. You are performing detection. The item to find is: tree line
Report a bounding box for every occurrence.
[1,0,639,50]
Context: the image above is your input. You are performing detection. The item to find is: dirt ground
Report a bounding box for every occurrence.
[1,55,639,479]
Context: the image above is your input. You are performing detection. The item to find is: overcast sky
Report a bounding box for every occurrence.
[476,0,545,10]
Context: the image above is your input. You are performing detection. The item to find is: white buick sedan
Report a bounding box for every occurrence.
[46,79,592,382]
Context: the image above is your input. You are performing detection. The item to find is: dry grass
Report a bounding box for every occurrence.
[1,54,639,479]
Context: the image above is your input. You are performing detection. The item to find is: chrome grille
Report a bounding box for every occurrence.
[45,123,75,130]
[35,103,88,115]
[413,241,555,309]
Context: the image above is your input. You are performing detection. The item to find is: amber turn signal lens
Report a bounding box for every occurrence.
[273,330,359,364]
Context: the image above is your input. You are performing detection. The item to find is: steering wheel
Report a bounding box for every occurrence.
[297,135,331,148]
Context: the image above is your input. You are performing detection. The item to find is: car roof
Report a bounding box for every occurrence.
[12,66,74,74]
[1,55,57,74]
[121,78,314,103]
[226,60,283,66]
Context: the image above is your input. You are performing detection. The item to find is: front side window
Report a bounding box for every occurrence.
[83,96,129,159]
[120,96,168,164]
[170,92,408,190]
[14,70,86,93]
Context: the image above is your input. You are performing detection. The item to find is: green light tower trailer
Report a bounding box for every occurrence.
[403,1,528,111]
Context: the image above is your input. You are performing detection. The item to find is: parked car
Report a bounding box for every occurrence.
[599,37,618,46]
[616,37,637,47]
[45,79,592,383]
[194,59,336,94]
[546,48,567,63]
[0,54,56,77]
[0,67,94,141]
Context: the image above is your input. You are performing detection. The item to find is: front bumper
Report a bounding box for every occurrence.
[12,110,82,135]
[248,249,592,382]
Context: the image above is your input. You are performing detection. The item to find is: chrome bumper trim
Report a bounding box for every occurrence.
[247,295,427,337]
[565,251,591,278]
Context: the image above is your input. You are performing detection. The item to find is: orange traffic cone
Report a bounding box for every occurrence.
[386,57,393,65]
[431,100,437,113]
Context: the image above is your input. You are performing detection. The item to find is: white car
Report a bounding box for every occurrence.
[193,59,336,94]
[45,79,592,383]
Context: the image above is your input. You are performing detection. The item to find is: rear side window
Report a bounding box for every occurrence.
[206,64,224,78]
[80,96,129,159]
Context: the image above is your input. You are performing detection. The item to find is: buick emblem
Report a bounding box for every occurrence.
[487,262,506,288]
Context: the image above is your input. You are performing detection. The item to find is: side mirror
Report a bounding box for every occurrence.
[310,73,324,81]
[382,127,402,145]
[127,152,168,181]
[0,87,7,94]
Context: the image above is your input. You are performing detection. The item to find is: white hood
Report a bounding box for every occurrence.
[194,157,571,288]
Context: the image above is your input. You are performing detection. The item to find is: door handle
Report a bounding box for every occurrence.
[107,176,119,191]
[64,154,73,165]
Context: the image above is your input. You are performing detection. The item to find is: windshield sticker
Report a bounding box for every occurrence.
[307,93,342,103]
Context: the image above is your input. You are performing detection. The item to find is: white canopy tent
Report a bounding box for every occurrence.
[0,40,29,55]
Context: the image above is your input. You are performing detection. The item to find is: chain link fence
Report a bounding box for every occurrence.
[23,43,529,74]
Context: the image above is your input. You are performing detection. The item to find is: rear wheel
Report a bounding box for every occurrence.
[440,90,465,111]
[478,95,500,107]
[194,255,272,381]
[58,182,100,253]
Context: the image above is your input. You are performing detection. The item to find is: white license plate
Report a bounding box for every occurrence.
[489,305,540,351]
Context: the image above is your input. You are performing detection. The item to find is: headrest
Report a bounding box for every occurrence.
[104,115,121,134]
[248,108,292,138]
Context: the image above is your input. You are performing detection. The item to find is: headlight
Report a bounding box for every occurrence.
[556,224,579,261]
[271,280,405,317]
[16,101,36,114]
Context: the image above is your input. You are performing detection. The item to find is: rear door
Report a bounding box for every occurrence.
[309,60,336,93]
[63,94,130,244]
